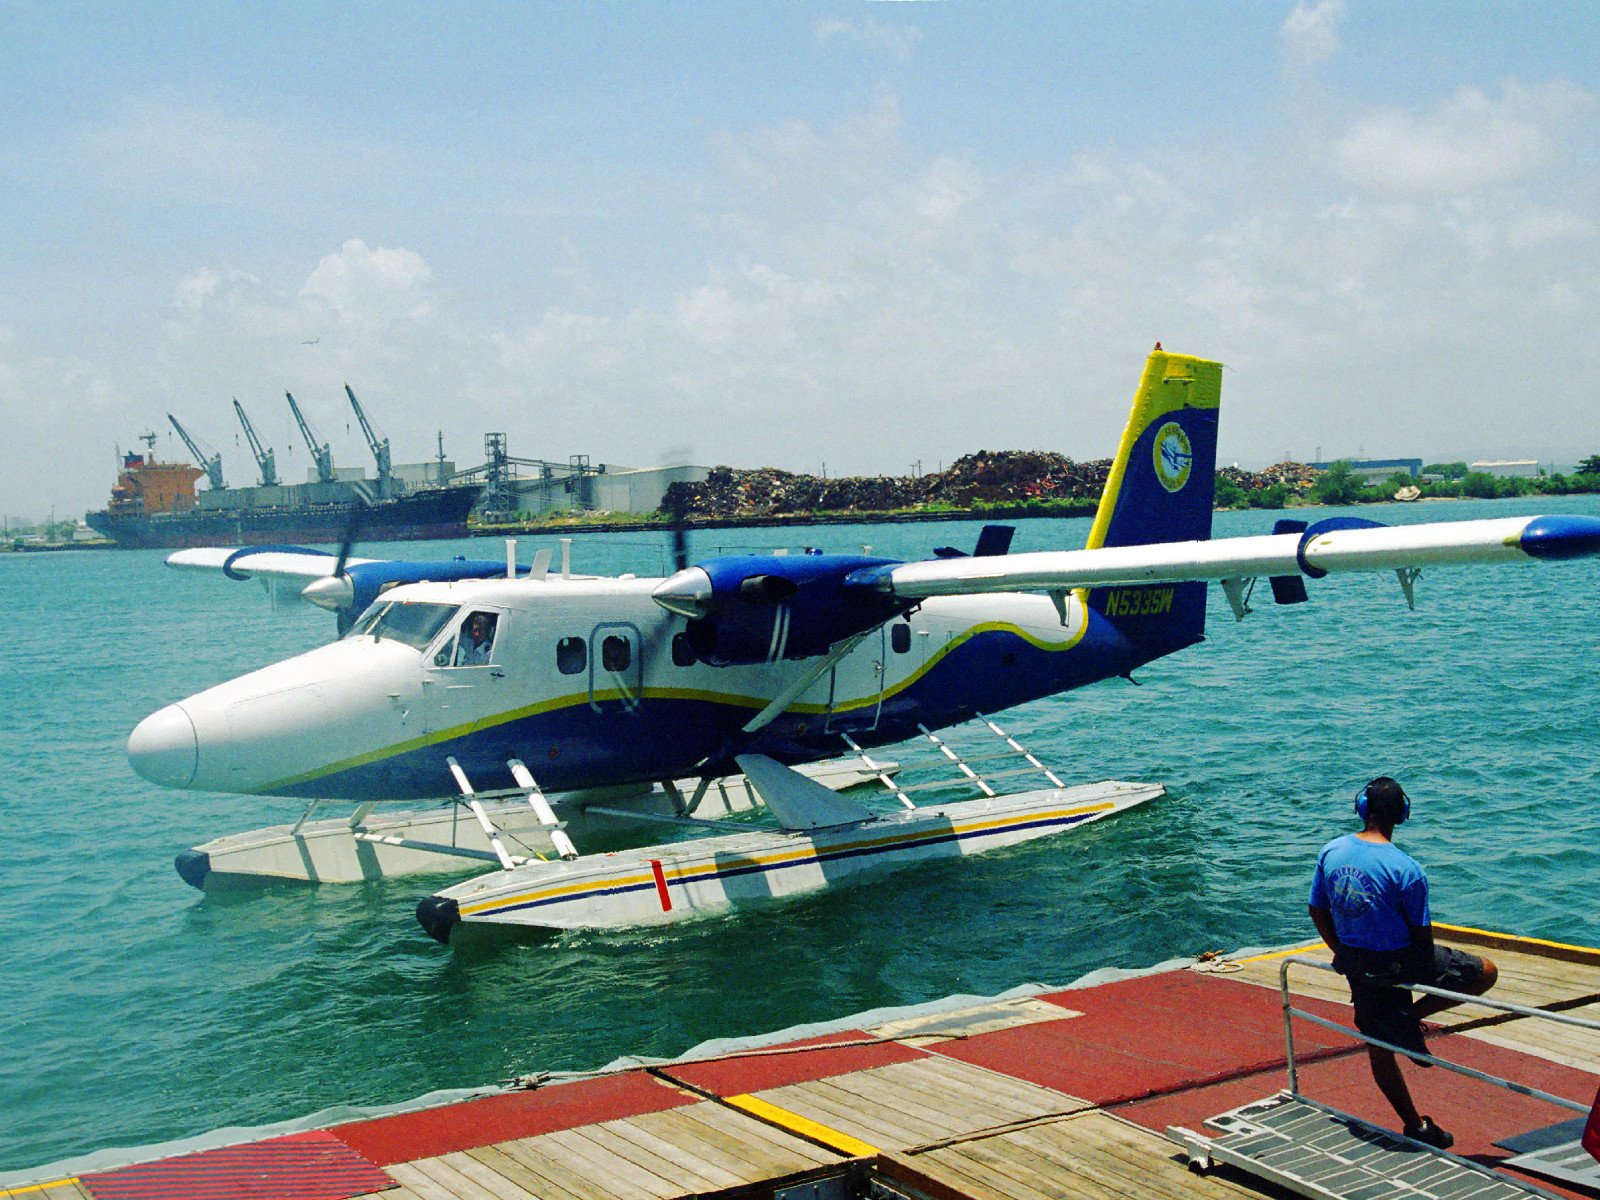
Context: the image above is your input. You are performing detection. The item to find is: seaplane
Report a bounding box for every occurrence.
[128,347,1600,943]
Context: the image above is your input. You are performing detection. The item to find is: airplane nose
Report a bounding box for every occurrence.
[128,704,199,788]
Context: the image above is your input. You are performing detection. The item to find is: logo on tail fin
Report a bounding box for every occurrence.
[1153,422,1193,493]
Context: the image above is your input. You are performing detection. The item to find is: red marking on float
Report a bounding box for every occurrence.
[650,858,671,911]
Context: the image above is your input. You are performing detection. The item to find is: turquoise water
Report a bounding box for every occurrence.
[4,497,1598,1176]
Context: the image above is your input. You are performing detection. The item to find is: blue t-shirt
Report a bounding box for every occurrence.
[1308,834,1430,952]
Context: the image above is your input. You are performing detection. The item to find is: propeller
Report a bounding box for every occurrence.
[666,487,690,573]
[331,512,364,634]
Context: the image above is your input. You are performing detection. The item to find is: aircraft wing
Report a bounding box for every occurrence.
[859,514,1600,600]
[166,547,381,583]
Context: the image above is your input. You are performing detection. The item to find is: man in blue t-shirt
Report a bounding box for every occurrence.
[1308,776,1498,1150]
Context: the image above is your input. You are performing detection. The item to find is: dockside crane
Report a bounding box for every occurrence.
[168,414,226,490]
[344,385,393,497]
[232,398,279,487]
[285,392,336,484]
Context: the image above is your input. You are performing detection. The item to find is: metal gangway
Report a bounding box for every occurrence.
[1168,955,1600,1199]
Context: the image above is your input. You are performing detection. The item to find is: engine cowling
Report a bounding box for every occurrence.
[652,553,911,666]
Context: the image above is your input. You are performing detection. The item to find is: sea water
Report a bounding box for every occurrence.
[2,497,1597,1177]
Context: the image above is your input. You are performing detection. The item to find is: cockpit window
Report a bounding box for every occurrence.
[435,611,499,668]
[351,601,460,651]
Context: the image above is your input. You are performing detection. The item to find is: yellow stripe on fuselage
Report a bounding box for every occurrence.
[459,800,1113,917]
[259,616,1090,793]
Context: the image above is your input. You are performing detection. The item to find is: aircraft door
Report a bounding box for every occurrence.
[421,607,510,733]
[824,622,895,734]
[588,622,643,714]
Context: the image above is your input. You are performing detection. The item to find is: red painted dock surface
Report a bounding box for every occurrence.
[11,924,1599,1200]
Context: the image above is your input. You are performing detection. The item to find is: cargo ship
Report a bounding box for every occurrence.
[85,447,482,549]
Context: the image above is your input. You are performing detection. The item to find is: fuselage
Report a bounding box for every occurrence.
[128,573,1172,802]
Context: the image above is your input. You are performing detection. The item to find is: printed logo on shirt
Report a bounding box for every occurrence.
[1328,865,1376,915]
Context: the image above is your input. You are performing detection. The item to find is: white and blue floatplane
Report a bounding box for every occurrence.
[130,347,1600,942]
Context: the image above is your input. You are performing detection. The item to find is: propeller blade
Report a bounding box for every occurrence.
[333,513,363,578]
[668,489,690,572]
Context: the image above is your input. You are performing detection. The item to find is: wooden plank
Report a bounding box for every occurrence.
[911,1142,1074,1200]
[761,1080,929,1148]
[996,1111,1270,1199]
[408,1155,512,1200]
[668,1101,838,1166]
[6,1183,97,1200]
[840,1063,1024,1128]
[538,1128,677,1200]
[466,1145,591,1200]
[589,1115,750,1191]
[1435,922,1600,968]
[1459,999,1600,1070]
[876,1150,1022,1200]
[563,1122,721,1195]
[903,1053,1091,1113]
[872,1059,1059,1125]
[1004,1122,1191,1199]
[941,1135,1101,1200]
[672,1101,839,1172]
[815,1068,994,1134]
[547,1126,684,1200]
[387,1161,471,1200]
[496,1138,636,1200]
[436,1150,543,1200]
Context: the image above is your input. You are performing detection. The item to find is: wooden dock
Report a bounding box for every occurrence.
[10,922,1599,1200]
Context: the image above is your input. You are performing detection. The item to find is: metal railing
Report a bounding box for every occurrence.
[1279,954,1600,1115]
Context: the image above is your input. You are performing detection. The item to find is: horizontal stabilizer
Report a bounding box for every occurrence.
[734,754,874,831]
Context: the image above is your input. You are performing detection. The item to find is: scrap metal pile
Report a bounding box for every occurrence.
[664,453,1321,518]
[665,451,1112,517]
[1216,462,1323,493]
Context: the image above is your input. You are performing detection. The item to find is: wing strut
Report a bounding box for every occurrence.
[742,629,874,734]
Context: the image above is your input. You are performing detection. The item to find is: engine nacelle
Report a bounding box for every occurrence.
[652,553,911,666]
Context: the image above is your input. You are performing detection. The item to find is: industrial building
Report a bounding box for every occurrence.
[1307,457,1422,483]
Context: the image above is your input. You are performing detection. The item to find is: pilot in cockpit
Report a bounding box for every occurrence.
[454,612,497,666]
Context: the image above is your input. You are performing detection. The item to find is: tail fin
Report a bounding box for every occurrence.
[1085,347,1222,652]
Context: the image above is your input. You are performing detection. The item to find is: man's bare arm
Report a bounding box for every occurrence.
[1309,905,1341,954]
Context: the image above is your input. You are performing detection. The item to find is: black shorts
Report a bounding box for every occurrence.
[1346,945,1488,1057]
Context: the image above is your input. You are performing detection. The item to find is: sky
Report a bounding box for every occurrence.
[3,1,1599,523]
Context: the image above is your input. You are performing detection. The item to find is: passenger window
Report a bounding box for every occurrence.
[601,634,631,672]
[671,632,696,667]
[891,622,912,654]
[556,637,586,675]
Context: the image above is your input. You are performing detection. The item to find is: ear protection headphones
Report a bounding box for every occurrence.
[1355,779,1410,825]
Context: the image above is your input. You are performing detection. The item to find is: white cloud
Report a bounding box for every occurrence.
[815,17,921,62]
[300,240,437,329]
[1278,0,1345,76]
[1329,80,1596,197]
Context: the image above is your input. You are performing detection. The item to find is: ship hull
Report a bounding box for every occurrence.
[86,485,482,549]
